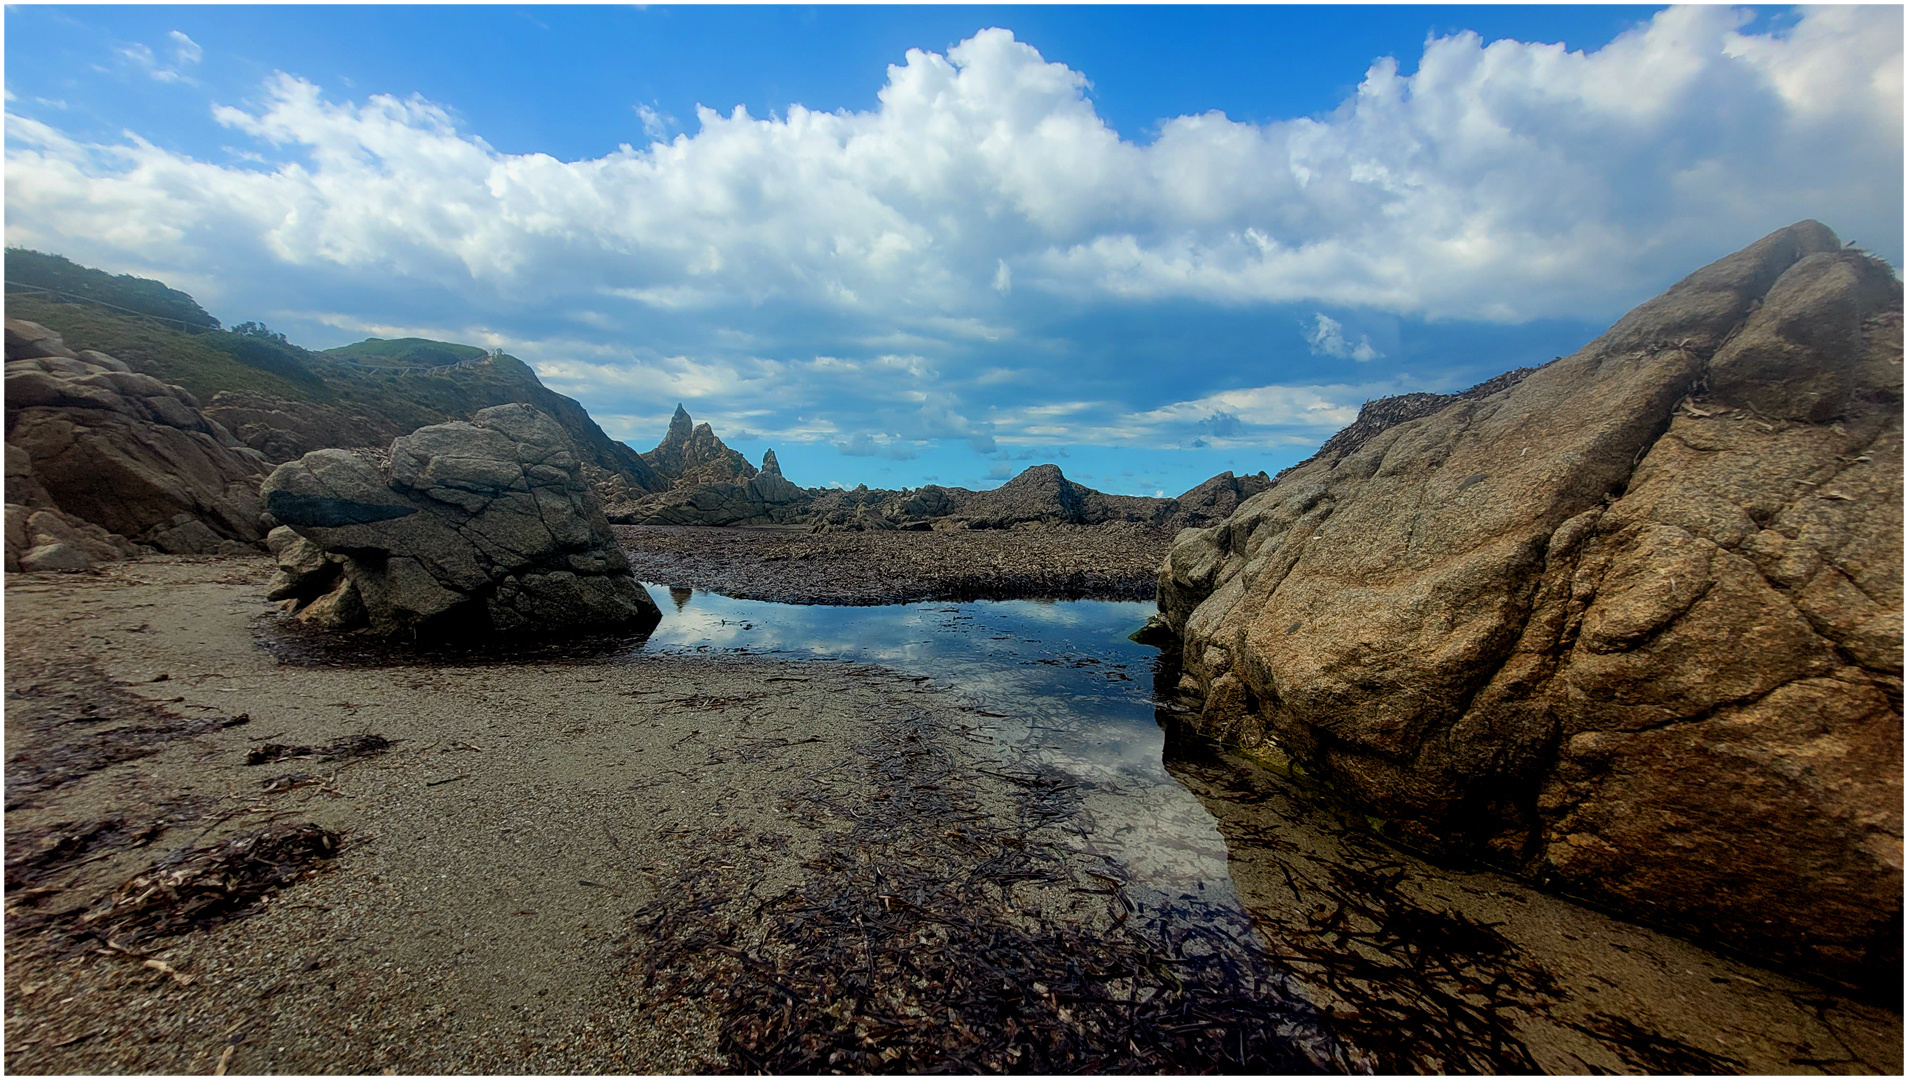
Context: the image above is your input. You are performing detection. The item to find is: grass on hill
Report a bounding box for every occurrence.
[321,337,488,369]
[6,296,334,403]
[4,248,221,331]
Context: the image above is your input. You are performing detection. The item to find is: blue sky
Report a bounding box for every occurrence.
[5,5,1901,496]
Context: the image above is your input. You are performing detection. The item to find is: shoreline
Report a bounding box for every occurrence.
[5,555,1900,1074]
[3,556,1339,1073]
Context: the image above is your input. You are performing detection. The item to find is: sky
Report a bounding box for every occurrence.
[5,5,1902,496]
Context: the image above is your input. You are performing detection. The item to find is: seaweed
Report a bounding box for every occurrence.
[74,823,342,946]
[625,711,1355,1074]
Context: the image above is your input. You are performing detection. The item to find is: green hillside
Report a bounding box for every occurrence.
[322,337,489,369]
[5,295,331,402]
[5,248,220,331]
[6,256,666,491]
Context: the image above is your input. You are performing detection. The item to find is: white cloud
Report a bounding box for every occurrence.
[116,32,202,83]
[12,9,1898,332]
[170,31,204,66]
[4,9,1902,478]
[1303,312,1381,362]
[634,102,673,142]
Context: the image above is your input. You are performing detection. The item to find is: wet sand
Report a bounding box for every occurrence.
[2,558,1334,1074]
[5,555,1900,1074]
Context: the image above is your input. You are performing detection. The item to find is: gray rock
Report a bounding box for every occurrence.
[265,404,660,638]
[20,541,93,571]
[150,518,230,555]
[3,330,269,548]
[640,404,758,488]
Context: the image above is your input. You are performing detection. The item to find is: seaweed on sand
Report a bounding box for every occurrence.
[74,823,342,946]
[626,712,1356,1074]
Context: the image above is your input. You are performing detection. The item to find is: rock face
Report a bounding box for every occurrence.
[642,404,758,488]
[1155,222,1902,987]
[201,391,409,463]
[630,450,811,527]
[261,404,662,638]
[4,318,271,563]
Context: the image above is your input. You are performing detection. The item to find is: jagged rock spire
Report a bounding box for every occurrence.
[761,449,782,476]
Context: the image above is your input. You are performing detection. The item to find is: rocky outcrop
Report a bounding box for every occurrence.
[806,466,1268,533]
[1154,222,1902,987]
[4,319,271,561]
[642,404,758,488]
[626,450,810,527]
[261,404,661,638]
[1170,471,1275,526]
[201,391,409,463]
[4,502,141,572]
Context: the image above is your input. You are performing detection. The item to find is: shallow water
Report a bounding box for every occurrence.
[638,586,1244,909]
[632,584,1903,1075]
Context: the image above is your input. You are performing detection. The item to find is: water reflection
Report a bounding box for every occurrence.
[634,584,1903,1075]
[638,584,1243,910]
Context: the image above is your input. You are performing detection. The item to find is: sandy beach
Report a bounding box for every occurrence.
[3,556,1338,1074]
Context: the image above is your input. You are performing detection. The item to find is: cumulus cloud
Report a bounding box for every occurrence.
[1197,410,1247,438]
[4,9,1900,472]
[13,9,1898,327]
[1304,313,1380,361]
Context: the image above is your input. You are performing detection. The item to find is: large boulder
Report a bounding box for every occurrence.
[3,319,271,550]
[262,404,662,638]
[1155,221,1902,987]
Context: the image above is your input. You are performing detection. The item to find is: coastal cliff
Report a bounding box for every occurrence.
[1154,221,1903,987]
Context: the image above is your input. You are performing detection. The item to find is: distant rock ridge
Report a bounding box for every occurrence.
[1152,220,1903,988]
[612,404,1274,531]
[606,402,1275,533]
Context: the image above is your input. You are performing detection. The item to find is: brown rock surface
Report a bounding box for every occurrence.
[3,319,271,550]
[1154,221,1902,986]
[201,391,409,463]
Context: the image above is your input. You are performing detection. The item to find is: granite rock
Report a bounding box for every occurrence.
[263,404,661,638]
[1154,221,1902,986]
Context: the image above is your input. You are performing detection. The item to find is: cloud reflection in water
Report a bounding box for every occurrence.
[635,584,1242,903]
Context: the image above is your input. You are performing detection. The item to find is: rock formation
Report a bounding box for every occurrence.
[4,318,271,565]
[629,449,810,527]
[805,466,1269,533]
[261,403,661,638]
[1153,221,1902,987]
[200,390,409,464]
[642,404,759,488]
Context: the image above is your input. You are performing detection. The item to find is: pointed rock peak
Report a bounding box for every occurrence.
[667,404,693,435]
[761,449,782,476]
